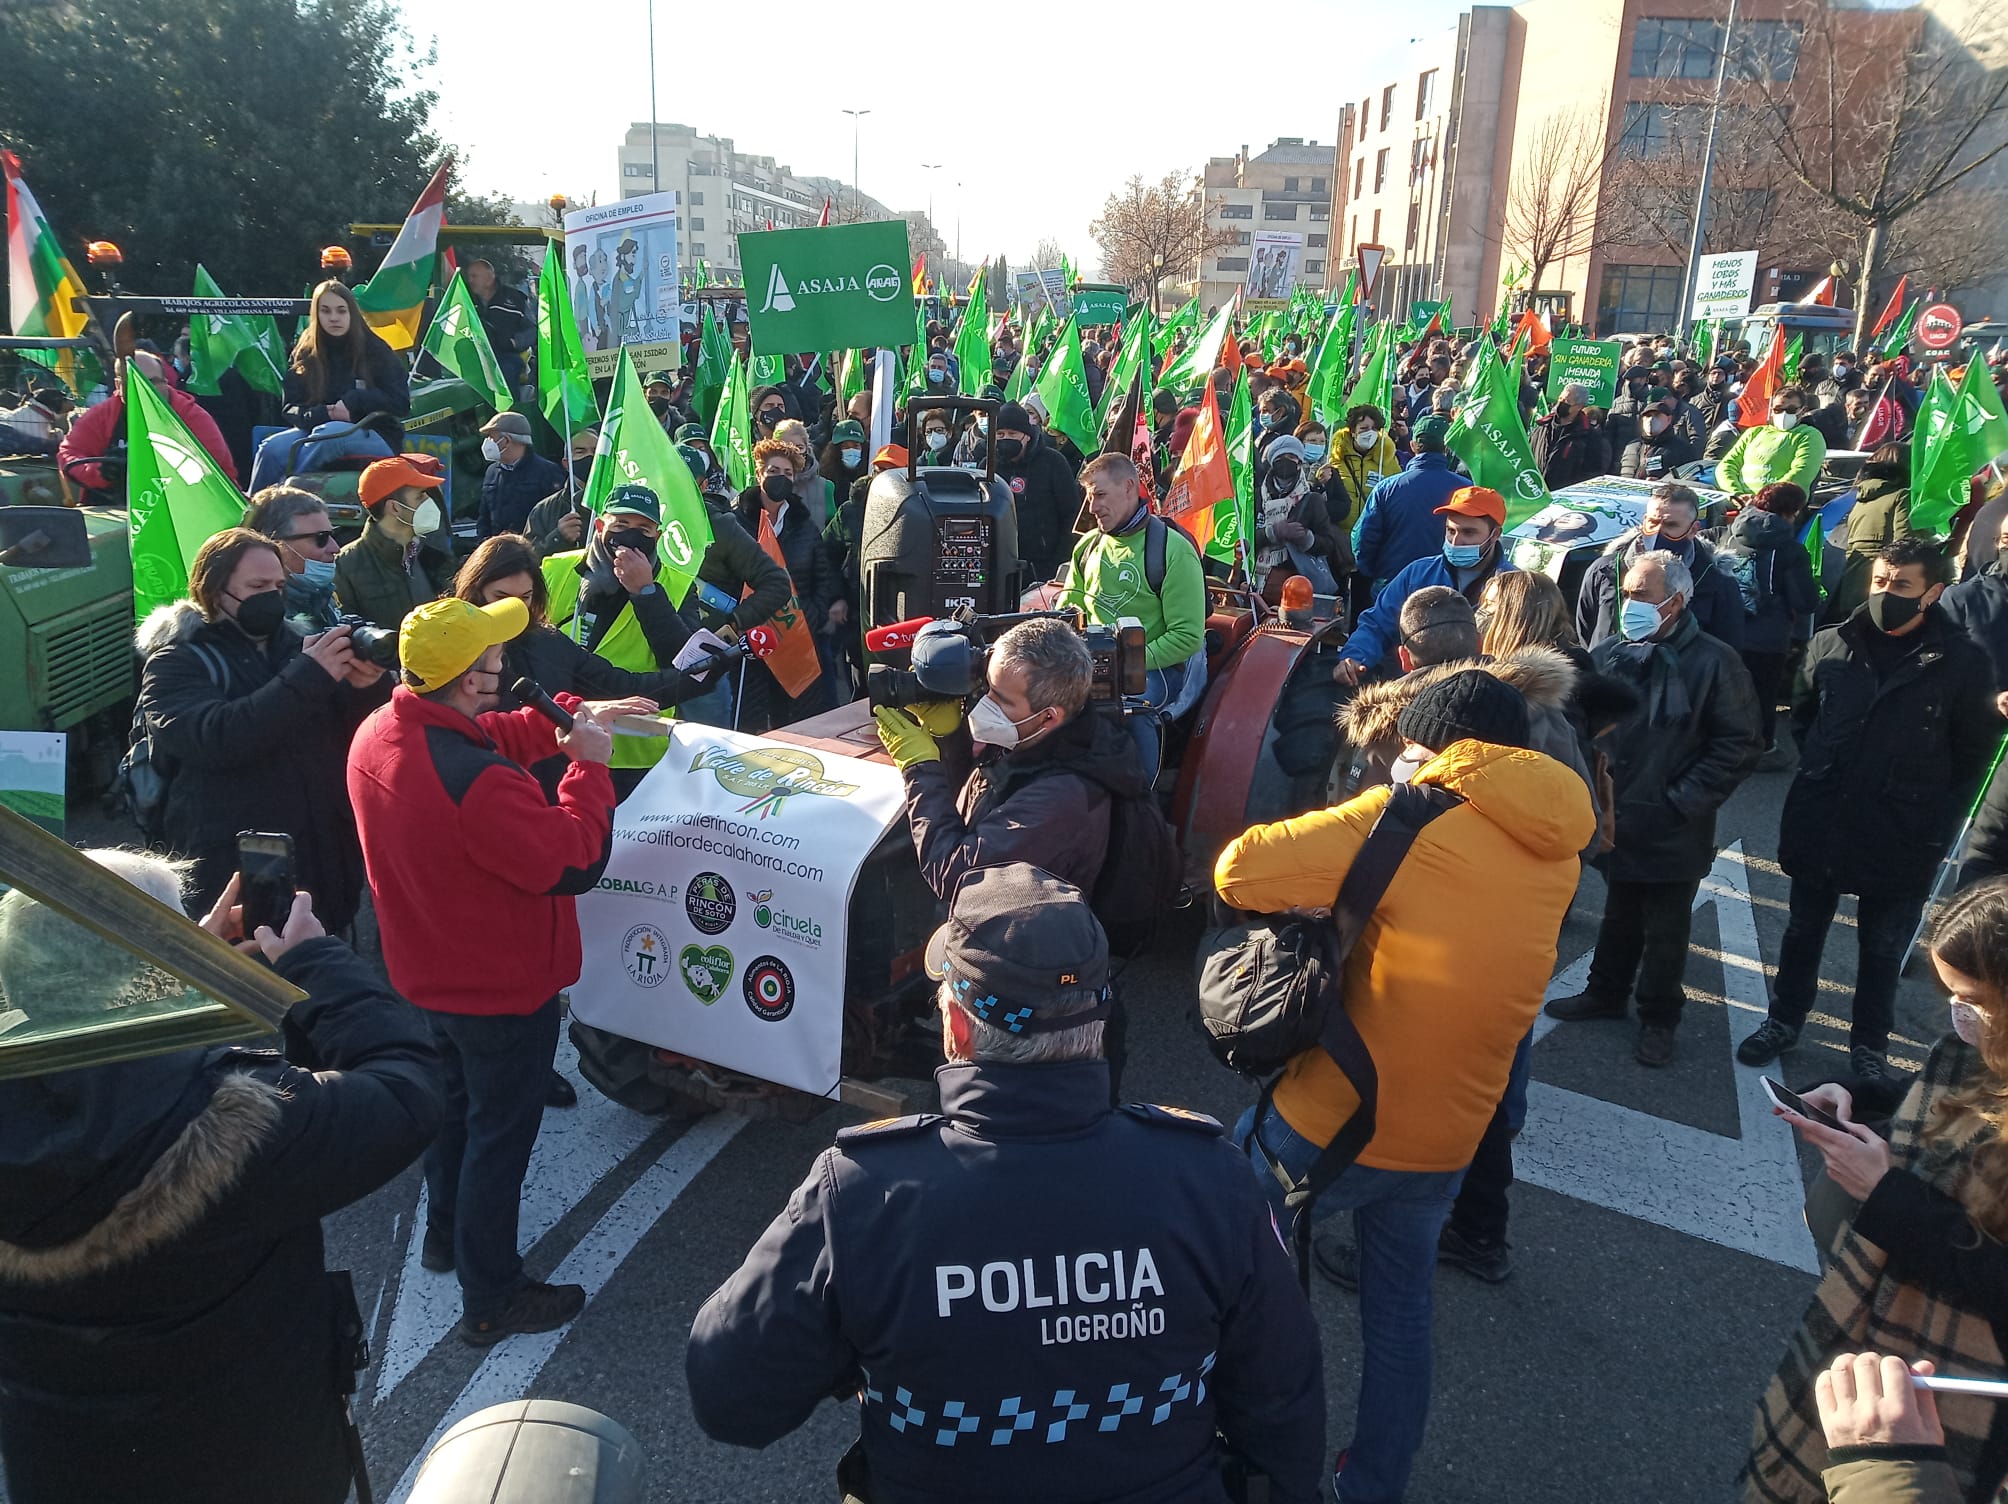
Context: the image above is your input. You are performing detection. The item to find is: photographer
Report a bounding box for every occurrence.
[137,527,386,933]
[242,484,342,633]
[872,616,1148,902]
[0,853,441,1504]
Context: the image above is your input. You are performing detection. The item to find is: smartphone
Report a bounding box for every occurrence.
[1762,1076,1847,1132]
[236,831,296,939]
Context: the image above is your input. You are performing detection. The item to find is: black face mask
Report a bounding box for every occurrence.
[758,409,784,427]
[762,473,795,503]
[1267,462,1301,495]
[1867,588,1924,634]
[647,396,671,416]
[230,588,286,639]
[605,527,654,556]
[995,437,1025,464]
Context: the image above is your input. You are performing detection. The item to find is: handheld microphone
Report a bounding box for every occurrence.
[864,615,936,653]
[510,676,575,731]
[743,624,780,659]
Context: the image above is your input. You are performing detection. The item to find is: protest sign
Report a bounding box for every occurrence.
[1545,337,1622,408]
[1071,283,1128,326]
[564,193,681,380]
[738,220,914,356]
[1246,232,1303,300]
[572,726,906,1097]
[1691,251,1758,320]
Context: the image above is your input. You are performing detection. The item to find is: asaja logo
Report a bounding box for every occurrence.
[689,745,860,819]
[147,430,210,484]
[662,518,696,569]
[758,262,795,314]
[743,955,796,1022]
[678,943,734,1004]
[621,924,671,989]
[757,259,901,312]
[749,889,823,950]
[598,875,680,904]
[685,871,736,935]
[864,263,901,302]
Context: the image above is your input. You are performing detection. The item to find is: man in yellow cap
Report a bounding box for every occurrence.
[347,596,620,1346]
[1335,485,1518,686]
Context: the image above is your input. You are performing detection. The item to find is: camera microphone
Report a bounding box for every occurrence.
[864,615,936,653]
[510,676,575,731]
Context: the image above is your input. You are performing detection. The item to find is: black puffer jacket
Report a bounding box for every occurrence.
[135,603,381,931]
[732,490,837,628]
[280,329,411,444]
[1935,563,2008,692]
[498,621,705,711]
[1590,610,1763,883]
[691,494,793,633]
[1782,607,1997,895]
[0,937,440,1504]
[998,428,1083,583]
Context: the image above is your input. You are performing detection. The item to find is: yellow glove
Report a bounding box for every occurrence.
[873,705,941,770]
[910,699,965,737]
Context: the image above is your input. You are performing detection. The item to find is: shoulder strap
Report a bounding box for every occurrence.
[1145,515,1168,595]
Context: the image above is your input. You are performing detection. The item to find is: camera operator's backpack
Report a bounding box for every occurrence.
[1716,534,1775,616]
[1195,782,1462,1283]
[1088,786,1182,961]
[117,643,226,846]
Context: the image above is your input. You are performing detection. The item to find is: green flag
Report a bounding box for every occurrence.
[1446,340,1551,528]
[956,268,992,397]
[1157,304,1233,398]
[126,371,246,620]
[1340,318,1393,415]
[1005,340,1037,403]
[1306,288,1357,428]
[1034,317,1097,455]
[535,240,595,439]
[1911,359,2008,536]
[907,297,931,395]
[750,352,784,386]
[709,352,754,494]
[580,355,715,598]
[1096,314,1150,431]
[186,265,285,397]
[1224,369,1254,569]
[839,347,866,409]
[1781,332,1804,384]
[1158,295,1199,353]
[692,302,731,428]
[1692,319,1714,370]
[1880,299,1921,356]
[422,269,512,412]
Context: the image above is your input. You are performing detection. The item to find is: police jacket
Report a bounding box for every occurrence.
[686,1059,1326,1504]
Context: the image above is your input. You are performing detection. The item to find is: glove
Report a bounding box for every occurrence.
[910,699,965,737]
[873,705,941,770]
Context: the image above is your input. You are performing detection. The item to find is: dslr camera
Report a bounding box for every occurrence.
[332,612,399,668]
[866,611,1147,714]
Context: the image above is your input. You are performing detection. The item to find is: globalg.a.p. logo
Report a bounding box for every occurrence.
[689,745,860,819]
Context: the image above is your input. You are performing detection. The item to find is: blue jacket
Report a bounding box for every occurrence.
[1352,451,1464,583]
[1340,548,1518,673]
[687,1060,1326,1504]
[477,452,571,539]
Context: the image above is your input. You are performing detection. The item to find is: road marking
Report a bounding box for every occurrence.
[386,1112,748,1503]
[373,1036,668,1407]
[1518,843,1820,1273]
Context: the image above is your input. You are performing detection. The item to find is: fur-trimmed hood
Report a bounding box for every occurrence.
[134,598,206,657]
[1338,645,1578,750]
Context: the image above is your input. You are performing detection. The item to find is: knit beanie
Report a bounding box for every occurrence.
[1397,669,1530,754]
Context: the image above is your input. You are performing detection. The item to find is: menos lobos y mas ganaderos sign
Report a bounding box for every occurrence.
[739,220,914,356]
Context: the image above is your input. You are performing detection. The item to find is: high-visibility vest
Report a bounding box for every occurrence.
[541,549,673,769]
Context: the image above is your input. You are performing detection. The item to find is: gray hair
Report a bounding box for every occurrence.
[1399,585,1480,667]
[1647,482,1701,518]
[241,485,330,541]
[1562,382,1592,406]
[990,617,1092,717]
[0,849,189,1030]
[937,979,1105,1065]
[1629,550,1693,602]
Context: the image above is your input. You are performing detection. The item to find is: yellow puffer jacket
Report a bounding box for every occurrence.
[1214,740,1593,1172]
[1329,426,1399,531]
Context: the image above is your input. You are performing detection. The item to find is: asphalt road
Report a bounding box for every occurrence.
[50,757,1949,1504]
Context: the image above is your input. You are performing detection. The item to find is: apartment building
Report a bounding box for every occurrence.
[1197,139,1340,311]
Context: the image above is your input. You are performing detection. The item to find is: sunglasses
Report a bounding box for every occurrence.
[280,529,337,547]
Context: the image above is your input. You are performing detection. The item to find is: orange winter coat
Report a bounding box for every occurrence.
[1214,740,1591,1173]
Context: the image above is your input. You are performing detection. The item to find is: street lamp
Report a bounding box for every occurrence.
[842,108,871,217]
[921,162,943,226]
[1152,253,1164,316]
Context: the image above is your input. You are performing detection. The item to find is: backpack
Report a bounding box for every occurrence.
[1717,535,1775,616]
[1087,784,1182,962]
[1195,782,1463,1283]
[117,642,225,846]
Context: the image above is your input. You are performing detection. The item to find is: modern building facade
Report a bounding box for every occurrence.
[1197,139,1340,311]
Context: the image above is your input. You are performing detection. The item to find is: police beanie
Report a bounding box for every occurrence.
[1397,668,1531,754]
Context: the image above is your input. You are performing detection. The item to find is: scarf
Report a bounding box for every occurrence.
[1743,1039,2008,1503]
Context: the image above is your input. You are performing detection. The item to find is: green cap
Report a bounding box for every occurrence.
[1412,414,1451,443]
[604,484,661,523]
[833,419,866,443]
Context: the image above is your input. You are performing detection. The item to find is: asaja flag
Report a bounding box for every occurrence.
[1446,340,1551,529]
[1306,289,1357,428]
[1161,372,1236,558]
[355,158,450,350]
[535,240,595,439]
[1911,358,2008,537]
[1157,303,1233,397]
[748,509,824,699]
[1880,299,1921,355]
[839,347,866,409]
[422,269,512,413]
[693,302,732,427]
[1692,319,1714,370]
[580,353,713,601]
[1034,317,1097,455]
[186,264,285,397]
[1739,328,1787,428]
[709,352,754,493]
[956,266,991,397]
[1226,368,1255,567]
[1781,332,1804,383]
[1096,312,1151,432]
[3,150,87,340]
[127,371,246,620]
[1340,317,1393,415]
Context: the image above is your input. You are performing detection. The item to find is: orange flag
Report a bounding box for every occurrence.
[1803,274,1836,307]
[1510,308,1552,355]
[1869,275,1909,338]
[1160,373,1235,552]
[745,509,825,699]
[1739,328,1787,428]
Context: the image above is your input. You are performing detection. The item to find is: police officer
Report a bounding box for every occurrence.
[686,865,1326,1504]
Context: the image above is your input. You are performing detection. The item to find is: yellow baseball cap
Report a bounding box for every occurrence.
[398,597,527,692]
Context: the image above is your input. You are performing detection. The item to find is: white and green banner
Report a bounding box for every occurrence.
[1544,337,1622,409]
[739,220,915,356]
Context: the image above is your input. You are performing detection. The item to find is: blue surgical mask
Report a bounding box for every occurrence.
[298,557,337,591]
[1260,413,1280,430]
[840,446,862,468]
[1619,598,1664,641]
[1443,541,1485,569]
[1302,442,1328,464]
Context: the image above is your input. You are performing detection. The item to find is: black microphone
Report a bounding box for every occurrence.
[510,676,575,731]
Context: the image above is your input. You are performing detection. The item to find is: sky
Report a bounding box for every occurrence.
[394,0,1467,271]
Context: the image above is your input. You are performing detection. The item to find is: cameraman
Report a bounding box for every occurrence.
[0,854,441,1504]
[242,485,342,633]
[871,617,1147,901]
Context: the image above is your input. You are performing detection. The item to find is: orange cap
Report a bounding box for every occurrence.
[359,453,446,507]
[1434,486,1506,525]
[872,444,909,471]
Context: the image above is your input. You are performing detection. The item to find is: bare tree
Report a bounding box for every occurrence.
[1089,171,1234,310]
[1598,105,1806,261]
[1031,236,1071,272]
[1744,0,2008,344]
[1500,101,1626,296]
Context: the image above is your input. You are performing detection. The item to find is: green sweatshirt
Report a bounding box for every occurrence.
[1057,519,1207,670]
[1719,421,1827,496]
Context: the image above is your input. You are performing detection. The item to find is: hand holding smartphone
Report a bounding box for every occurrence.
[236,831,296,938]
[1763,1076,1847,1132]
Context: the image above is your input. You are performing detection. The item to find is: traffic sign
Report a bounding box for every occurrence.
[1918,302,1963,351]
[1355,243,1388,303]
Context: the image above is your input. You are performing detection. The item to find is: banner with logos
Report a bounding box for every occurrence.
[1691,250,1758,321]
[571,725,907,1097]
[564,192,681,379]
[738,220,915,356]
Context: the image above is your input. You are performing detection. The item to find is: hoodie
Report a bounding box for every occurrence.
[1719,506,1820,654]
[1216,740,1594,1171]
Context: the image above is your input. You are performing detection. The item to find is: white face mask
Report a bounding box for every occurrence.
[410,498,443,535]
[1774,411,1800,431]
[967,694,1044,749]
[925,430,949,452]
[1390,744,1433,785]
[1951,998,1988,1047]
[1354,430,1378,452]
[480,436,504,464]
